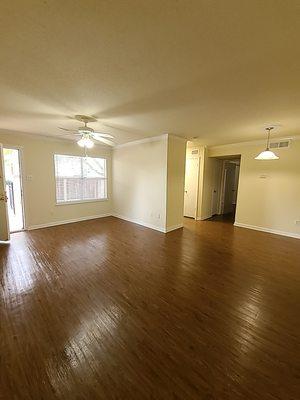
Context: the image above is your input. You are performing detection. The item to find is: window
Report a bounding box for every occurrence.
[54,155,107,203]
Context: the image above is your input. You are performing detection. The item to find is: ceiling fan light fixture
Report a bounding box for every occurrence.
[77,136,94,148]
[255,126,279,160]
[59,115,115,146]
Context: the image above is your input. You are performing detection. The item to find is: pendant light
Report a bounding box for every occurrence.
[255,127,279,160]
[77,134,94,149]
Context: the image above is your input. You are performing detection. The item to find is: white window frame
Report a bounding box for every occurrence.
[54,154,108,205]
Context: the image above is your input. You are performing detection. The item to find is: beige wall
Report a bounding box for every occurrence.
[1,132,186,234]
[207,139,300,238]
[6,130,297,239]
[166,136,186,230]
[0,132,112,229]
[112,136,168,232]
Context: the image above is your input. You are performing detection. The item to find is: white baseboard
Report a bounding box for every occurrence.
[112,214,183,233]
[27,213,112,231]
[27,212,183,234]
[196,214,212,221]
[165,223,183,233]
[112,214,166,233]
[25,213,300,240]
[234,222,300,240]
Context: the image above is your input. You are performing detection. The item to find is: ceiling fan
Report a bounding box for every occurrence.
[58,115,115,147]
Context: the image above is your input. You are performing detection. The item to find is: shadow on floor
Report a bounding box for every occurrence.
[207,212,235,224]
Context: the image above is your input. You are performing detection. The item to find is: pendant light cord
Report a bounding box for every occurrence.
[266,127,273,150]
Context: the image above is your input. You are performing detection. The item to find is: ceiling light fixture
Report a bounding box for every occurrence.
[59,115,115,147]
[77,134,94,149]
[255,127,279,160]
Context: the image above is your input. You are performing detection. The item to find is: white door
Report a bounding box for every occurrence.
[3,148,25,232]
[184,157,199,218]
[0,144,10,241]
[221,163,236,214]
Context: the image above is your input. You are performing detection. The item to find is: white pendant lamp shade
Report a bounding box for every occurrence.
[77,136,94,148]
[255,150,279,160]
[255,127,279,160]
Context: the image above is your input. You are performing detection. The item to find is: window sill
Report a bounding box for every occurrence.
[56,198,109,206]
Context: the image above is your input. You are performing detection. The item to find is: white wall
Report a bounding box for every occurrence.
[113,134,186,233]
[113,135,168,232]
[1,132,187,234]
[2,130,298,239]
[166,136,186,231]
[0,131,112,229]
[207,139,300,238]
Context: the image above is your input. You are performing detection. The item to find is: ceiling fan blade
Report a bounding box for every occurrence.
[93,137,115,146]
[92,132,115,139]
[58,127,78,132]
[57,132,82,137]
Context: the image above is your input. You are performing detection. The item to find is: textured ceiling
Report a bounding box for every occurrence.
[0,0,299,146]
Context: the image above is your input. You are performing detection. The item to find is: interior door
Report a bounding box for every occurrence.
[222,163,236,214]
[0,144,10,241]
[232,164,240,205]
[184,157,199,218]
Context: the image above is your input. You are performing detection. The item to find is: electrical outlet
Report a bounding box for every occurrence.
[157,213,161,219]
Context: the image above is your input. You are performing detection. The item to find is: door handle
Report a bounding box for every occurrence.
[0,194,8,202]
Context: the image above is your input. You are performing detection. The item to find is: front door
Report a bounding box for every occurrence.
[0,144,10,241]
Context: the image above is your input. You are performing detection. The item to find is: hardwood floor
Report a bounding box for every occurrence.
[1,216,299,400]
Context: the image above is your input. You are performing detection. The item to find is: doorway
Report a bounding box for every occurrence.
[218,158,240,222]
[3,148,25,232]
[184,156,200,218]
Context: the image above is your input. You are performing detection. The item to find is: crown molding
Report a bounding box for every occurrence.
[168,134,188,142]
[208,135,300,150]
[114,134,168,149]
[114,133,188,149]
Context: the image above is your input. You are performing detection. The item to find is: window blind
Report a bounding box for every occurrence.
[54,155,107,203]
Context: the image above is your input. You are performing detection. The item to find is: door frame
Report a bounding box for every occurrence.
[218,161,227,214]
[3,145,27,232]
[218,158,241,216]
[0,143,10,241]
[184,155,201,219]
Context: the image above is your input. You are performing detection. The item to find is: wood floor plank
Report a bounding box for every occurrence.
[1,216,299,399]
